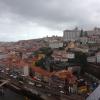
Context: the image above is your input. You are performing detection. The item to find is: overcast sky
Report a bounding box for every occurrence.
[0,0,100,41]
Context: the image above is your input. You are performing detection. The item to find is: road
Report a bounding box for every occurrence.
[0,66,85,100]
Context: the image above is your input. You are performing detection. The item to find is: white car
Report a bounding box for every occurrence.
[60,91,65,94]
[28,81,35,86]
[19,81,24,85]
[10,74,13,77]
[1,70,4,73]
[13,75,17,79]
[59,85,63,88]
[6,68,9,71]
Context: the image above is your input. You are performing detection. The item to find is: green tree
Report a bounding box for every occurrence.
[84,31,88,37]
[75,52,88,75]
[80,29,83,37]
[35,58,46,69]
[39,47,53,57]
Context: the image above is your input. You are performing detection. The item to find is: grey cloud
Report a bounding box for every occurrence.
[0,0,100,41]
[1,0,98,29]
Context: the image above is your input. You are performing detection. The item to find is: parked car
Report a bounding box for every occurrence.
[28,81,35,86]
[60,90,65,94]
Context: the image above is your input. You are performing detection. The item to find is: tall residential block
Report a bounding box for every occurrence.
[63,27,81,42]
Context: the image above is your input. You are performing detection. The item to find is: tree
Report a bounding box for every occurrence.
[39,47,53,57]
[75,51,88,75]
[80,29,83,37]
[84,31,88,37]
[35,58,46,69]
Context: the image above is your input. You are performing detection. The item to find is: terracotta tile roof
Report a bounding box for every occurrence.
[51,70,77,83]
[32,67,51,77]
[52,70,72,79]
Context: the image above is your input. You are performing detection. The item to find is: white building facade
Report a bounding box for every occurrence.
[87,56,96,63]
[49,41,63,49]
[80,35,100,44]
[63,27,100,43]
[96,52,100,63]
[63,28,81,42]
[79,37,88,44]
[87,27,100,36]
[22,65,29,76]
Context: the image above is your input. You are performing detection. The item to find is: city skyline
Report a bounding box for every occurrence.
[1,0,100,41]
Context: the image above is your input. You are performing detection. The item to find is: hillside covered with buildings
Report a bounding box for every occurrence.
[0,27,100,100]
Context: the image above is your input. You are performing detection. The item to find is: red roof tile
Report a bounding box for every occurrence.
[32,67,51,77]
